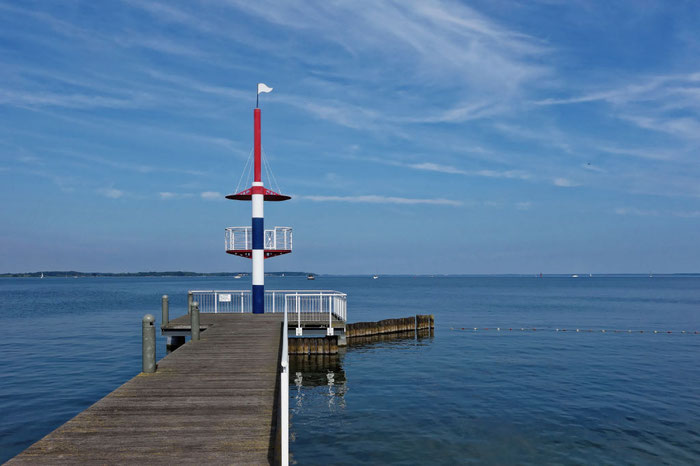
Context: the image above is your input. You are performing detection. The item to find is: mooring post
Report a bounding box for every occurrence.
[161,295,169,326]
[142,314,156,373]
[191,301,200,341]
[187,291,193,316]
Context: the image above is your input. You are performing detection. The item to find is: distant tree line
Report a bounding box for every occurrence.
[0,271,312,278]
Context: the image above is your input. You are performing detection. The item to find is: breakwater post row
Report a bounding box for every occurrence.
[346,314,434,338]
[289,336,339,355]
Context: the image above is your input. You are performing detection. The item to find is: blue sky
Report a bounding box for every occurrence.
[1,1,699,274]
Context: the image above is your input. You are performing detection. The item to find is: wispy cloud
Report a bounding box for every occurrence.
[597,146,674,161]
[615,207,700,218]
[159,192,192,200]
[98,187,124,199]
[673,210,700,218]
[52,148,206,176]
[200,191,223,200]
[534,71,700,144]
[0,89,143,109]
[299,194,462,206]
[408,162,532,180]
[620,114,700,141]
[582,163,605,173]
[553,178,580,187]
[534,72,700,107]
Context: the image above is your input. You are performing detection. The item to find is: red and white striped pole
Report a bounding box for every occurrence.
[251,108,264,314]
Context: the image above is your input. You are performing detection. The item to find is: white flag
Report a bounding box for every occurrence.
[257,83,273,94]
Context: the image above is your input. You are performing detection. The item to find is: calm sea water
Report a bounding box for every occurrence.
[2,276,700,464]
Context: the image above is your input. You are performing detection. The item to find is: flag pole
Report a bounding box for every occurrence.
[256,88,259,108]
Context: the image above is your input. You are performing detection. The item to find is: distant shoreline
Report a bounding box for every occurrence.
[1,272,699,278]
[0,271,310,278]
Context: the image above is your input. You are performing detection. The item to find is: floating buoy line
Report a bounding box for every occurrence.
[450,327,699,334]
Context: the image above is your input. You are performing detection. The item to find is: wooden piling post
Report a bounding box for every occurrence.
[161,295,169,326]
[191,301,200,341]
[142,314,156,373]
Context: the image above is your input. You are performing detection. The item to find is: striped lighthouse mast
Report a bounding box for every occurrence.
[226,83,291,314]
[251,101,265,313]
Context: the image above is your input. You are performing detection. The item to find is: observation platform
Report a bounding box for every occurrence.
[225,226,292,258]
[174,290,347,342]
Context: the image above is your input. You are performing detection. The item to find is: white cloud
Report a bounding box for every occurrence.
[299,194,462,206]
[620,114,700,141]
[597,146,673,161]
[673,210,700,218]
[404,162,531,180]
[200,191,222,200]
[408,162,468,175]
[159,192,193,200]
[515,201,532,210]
[0,89,140,110]
[615,207,659,216]
[582,163,605,173]
[98,187,124,199]
[616,207,700,218]
[553,177,580,187]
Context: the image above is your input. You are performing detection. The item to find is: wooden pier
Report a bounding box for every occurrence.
[9,314,285,465]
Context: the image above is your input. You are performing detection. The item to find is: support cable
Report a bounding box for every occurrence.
[261,146,283,194]
[235,147,254,194]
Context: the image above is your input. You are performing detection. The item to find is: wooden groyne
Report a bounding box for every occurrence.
[346,314,434,338]
[9,314,284,465]
[288,336,339,355]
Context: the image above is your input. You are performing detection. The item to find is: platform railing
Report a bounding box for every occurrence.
[280,304,289,465]
[284,292,347,335]
[225,226,292,251]
[190,290,347,322]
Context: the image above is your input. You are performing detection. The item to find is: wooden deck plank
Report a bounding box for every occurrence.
[9,314,284,465]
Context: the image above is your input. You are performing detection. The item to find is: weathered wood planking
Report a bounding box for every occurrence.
[9,314,284,465]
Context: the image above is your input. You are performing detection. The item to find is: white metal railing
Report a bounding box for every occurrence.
[280,304,289,464]
[225,226,293,251]
[190,290,347,323]
[283,293,347,332]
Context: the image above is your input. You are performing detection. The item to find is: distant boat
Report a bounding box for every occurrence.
[571,274,579,278]
[372,275,379,279]
[234,274,242,279]
[307,274,315,280]
[40,272,44,279]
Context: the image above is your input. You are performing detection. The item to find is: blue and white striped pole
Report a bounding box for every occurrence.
[252,108,264,314]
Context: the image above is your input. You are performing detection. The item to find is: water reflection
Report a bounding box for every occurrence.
[289,329,434,415]
[290,354,347,413]
[346,328,434,348]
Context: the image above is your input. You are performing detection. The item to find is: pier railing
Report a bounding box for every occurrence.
[225,226,293,251]
[280,304,289,464]
[190,290,347,323]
